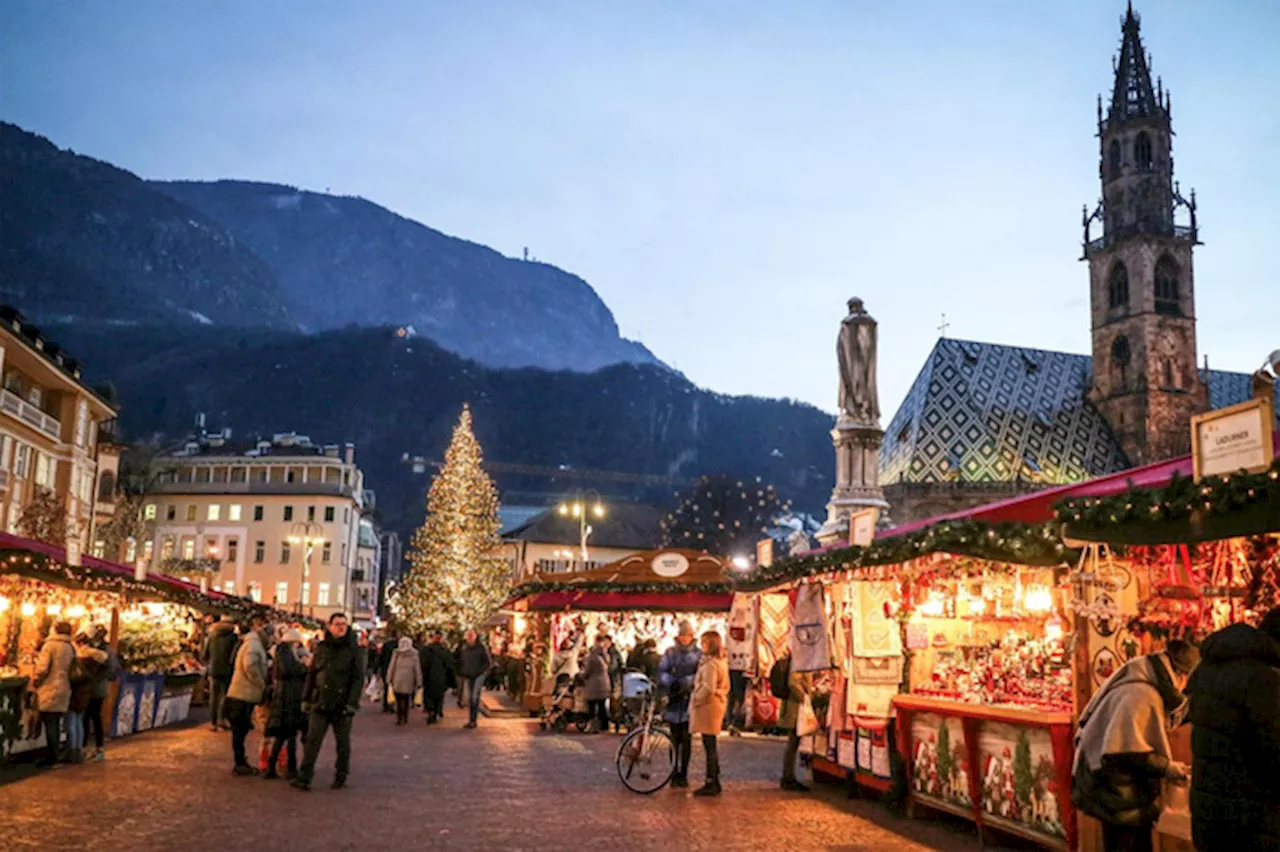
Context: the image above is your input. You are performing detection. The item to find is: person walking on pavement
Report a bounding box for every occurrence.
[264,628,308,780]
[779,655,814,792]
[31,621,75,768]
[657,621,702,788]
[204,615,239,731]
[387,636,422,725]
[419,631,456,724]
[293,613,365,791]
[581,636,612,734]
[378,635,397,714]
[690,630,730,797]
[225,618,269,776]
[1187,609,1280,852]
[1072,641,1200,852]
[458,629,493,729]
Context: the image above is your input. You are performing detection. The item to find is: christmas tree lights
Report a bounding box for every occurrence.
[391,406,507,633]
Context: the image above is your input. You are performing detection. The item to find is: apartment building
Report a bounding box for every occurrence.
[145,431,366,619]
[351,515,381,623]
[0,306,120,557]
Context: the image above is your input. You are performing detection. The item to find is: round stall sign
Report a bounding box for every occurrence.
[651,552,690,578]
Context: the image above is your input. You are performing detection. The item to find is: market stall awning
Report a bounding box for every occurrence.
[507,549,734,612]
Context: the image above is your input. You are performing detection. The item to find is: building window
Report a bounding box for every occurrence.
[341,542,348,566]
[276,581,289,605]
[207,504,221,521]
[97,471,116,502]
[1134,132,1153,171]
[185,505,197,522]
[321,542,332,564]
[301,582,311,605]
[181,538,195,560]
[324,506,335,522]
[224,581,236,595]
[206,539,219,559]
[27,387,42,408]
[1155,255,1180,315]
[1107,261,1129,313]
[34,453,53,489]
[317,582,330,606]
[248,581,262,603]
[166,504,177,521]
[76,401,89,447]
[307,505,316,522]
[227,538,239,562]
[254,541,265,563]
[253,505,264,521]
[92,540,105,559]
[229,504,242,522]
[144,503,157,520]
[344,508,350,524]
[142,541,153,562]
[281,542,291,564]
[13,445,29,479]
[161,536,175,560]
[286,469,297,483]
[1111,335,1131,392]
[283,506,294,522]
[1107,139,1122,181]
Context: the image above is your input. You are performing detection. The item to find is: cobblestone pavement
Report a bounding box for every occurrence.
[2,701,1000,852]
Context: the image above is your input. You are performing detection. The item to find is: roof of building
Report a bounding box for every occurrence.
[880,338,1278,487]
[0,304,117,411]
[503,501,665,550]
[497,505,547,537]
[160,430,355,461]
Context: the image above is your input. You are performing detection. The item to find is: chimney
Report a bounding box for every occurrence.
[344,443,355,464]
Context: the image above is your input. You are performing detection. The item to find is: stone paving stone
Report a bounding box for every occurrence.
[2,702,1005,851]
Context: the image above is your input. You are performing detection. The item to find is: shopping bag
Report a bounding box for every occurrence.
[797,695,819,737]
[258,738,274,772]
[1155,781,1191,841]
[364,677,380,703]
[747,685,778,727]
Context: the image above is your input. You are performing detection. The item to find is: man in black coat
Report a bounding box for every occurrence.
[419,631,456,724]
[1188,608,1280,852]
[292,613,365,791]
[203,616,239,731]
[378,635,397,713]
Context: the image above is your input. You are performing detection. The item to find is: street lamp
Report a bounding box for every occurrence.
[287,521,325,615]
[557,490,605,568]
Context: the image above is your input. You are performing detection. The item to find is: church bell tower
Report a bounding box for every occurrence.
[1082,4,1206,466]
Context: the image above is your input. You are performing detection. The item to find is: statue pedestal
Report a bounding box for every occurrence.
[816,417,890,547]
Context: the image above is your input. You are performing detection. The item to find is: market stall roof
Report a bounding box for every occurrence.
[507,548,734,612]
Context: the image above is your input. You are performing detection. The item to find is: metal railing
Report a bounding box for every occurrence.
[0,389,61,441]
[1083,223,1197,258]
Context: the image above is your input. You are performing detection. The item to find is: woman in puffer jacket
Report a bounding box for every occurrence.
[386,636,423,725]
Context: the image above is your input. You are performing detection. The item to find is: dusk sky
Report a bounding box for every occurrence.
[3,1,1277,416]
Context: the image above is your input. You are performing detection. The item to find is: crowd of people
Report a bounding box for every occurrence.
[29,621,123,767]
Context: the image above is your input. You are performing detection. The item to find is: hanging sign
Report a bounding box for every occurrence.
[1191,398,1274,481]
[650,551,689,578]
[849,508,879,547]
[756,537,773,568]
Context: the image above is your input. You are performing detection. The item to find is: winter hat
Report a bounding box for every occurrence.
[282,629,304,644]
[398,636,414,651]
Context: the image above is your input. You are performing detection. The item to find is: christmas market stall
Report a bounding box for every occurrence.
[505,549,733,711]
[741,520,1081,852]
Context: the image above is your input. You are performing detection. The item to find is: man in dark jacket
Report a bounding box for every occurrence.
[457,630,493,729]
[378,635,397,713]
[1188,609,1280,852]
[204,616,239,731]
[292,613,365,791]
[419,631,456,724]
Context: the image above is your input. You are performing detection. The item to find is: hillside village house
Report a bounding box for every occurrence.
[502,501,665,583]
[0,306,120,557]
[144,431,369,619]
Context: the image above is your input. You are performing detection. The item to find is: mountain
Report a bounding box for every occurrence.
[150,180,660,372]
[48,322,832,539]
[0,123,292,327]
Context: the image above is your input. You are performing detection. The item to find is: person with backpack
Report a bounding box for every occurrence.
[204,615,239,731]
[66,633,109,764]
[773,652,813,791]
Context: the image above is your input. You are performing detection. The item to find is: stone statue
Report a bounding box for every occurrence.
[837,297,880,425]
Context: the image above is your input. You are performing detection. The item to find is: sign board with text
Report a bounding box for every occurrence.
[1191,398,1275,481]
[849,508,879,547]
[756,537,773,569]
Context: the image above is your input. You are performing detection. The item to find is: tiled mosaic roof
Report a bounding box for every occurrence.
[879,339,1278,487]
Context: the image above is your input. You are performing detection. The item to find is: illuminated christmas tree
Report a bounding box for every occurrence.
[391,406,507,633]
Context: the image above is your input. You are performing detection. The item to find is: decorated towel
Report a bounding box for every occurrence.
[826,582,854,672]
[726,593,759,674]
[757,592,792,675]
[790,584,832,672]
[850,581,902,658]
[851,656,904,685]
[845,681,899,718]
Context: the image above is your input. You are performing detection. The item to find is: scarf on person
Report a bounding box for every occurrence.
[1073,653,1185,774]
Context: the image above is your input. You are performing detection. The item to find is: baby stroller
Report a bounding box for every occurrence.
[539,673,591,733]
[616,670,655,733]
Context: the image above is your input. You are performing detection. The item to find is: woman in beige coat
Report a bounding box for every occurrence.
[689,630,730,797]
[33,622,76,768]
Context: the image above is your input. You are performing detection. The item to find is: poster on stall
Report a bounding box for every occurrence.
[726,593,759,673]
[911,713,972,810]
[977,721,1065,839]
[790,584,831,672]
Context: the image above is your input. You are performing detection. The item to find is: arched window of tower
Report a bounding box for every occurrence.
[1111,335,1131,392]
[1108,261,1129,314]
[1107,140,1122,181]
[1155,256,1181,316]
[1162,359,1176,389]
[1135,132,1153,171]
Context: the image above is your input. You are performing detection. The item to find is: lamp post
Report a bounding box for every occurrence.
[288,521,325,616]
[557,490,605,569]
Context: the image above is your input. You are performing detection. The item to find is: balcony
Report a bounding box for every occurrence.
[0,388,61,441]
[151,480,357,498]
[161,557,222,577]
[1082,222,1198,259]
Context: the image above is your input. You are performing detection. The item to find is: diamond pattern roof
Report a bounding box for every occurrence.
[879,339,1279,487]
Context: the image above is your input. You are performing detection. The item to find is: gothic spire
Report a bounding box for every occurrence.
[1107,3,1164,127]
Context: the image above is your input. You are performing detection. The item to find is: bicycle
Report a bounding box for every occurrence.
[615,673,675,794]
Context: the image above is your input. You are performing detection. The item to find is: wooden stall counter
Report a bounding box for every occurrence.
[893,695,1076,852]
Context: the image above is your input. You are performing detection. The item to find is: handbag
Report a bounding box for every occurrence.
[797,695,820,737]
[1155,780,1191,841]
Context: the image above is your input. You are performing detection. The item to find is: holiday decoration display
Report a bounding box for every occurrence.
[391,405,508,633]
[662,474,786,557]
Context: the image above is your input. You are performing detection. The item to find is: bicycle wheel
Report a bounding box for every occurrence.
[616,727,675,794]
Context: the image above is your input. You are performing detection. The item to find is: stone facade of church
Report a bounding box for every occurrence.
[880,6,1277,526]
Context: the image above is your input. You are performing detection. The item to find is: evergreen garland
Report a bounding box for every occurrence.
[508,579,733,600]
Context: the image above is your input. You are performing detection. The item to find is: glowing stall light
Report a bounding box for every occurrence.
[66,604,87,619]
[21,601,37,617]
[46,602,63,616]
[1045,613,1065,642]
[731,555,750,571]
[920,593,946,617]
[1023,586,1054,614]
[0,596,8,612]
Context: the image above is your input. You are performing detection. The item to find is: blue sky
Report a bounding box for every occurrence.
[3,1,1277,417]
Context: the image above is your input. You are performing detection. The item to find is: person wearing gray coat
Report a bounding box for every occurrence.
[581,636,613,734]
